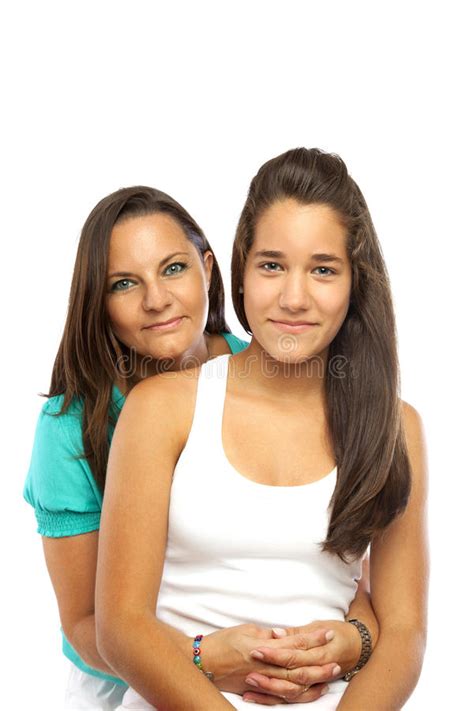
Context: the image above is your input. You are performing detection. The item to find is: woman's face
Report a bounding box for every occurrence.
[106,213,212,364]
[243,199,352,364]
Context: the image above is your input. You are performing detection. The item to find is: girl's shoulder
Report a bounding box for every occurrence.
[117,365,207,454]
[126,366,201,410]
[400,400,424,439]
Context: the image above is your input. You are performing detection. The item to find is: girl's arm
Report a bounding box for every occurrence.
[345,555,379,645]
[235,557,379,704]
[95,372,236,710]
[42,510,342,702]
[337,403,429,710]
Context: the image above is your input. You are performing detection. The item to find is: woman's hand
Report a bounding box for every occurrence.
[201,624,341,704]
[240,620,361,705]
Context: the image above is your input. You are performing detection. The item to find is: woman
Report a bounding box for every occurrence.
[96,149,428,711]
[25,185,373,709]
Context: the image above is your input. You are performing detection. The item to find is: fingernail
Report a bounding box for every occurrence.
[321,685,330,696]
[272,627,286,637]
[249,650,264,660]
[332,665,342,677]
[245,678,259,687]
[325,630,335,642]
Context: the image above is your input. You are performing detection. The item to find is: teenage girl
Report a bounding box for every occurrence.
[96,150,427,710]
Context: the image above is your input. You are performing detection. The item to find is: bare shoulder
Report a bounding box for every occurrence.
[117,366,202,447]
[128,366,200,408]
[400,400,428,495]
[400,400,426,447]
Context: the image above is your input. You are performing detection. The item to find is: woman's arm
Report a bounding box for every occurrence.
[42,531,117,676]
[95,372,236,710]
[35,392,368,701]
[337,403,429,710]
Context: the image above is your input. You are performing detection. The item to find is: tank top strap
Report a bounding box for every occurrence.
[188,354,230,450]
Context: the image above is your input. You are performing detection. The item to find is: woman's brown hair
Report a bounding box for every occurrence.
[49,186,229,493]
[231,148,411,560]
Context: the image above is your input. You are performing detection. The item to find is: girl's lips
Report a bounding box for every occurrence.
[269,319,317,334]
[144,317,183,331]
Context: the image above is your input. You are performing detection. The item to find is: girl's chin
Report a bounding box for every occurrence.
[263,347,323,365]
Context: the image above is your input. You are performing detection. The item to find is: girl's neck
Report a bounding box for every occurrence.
[232,338,327,404]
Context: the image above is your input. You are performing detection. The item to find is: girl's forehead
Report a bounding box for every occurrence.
[251,200,348,257]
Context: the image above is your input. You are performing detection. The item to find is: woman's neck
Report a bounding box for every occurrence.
[115,334,212,394]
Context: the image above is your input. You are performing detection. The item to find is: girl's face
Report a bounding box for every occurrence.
[106,213,212,365]
[243,199,352,364]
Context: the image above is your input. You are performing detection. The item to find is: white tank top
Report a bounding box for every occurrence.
[121,354,363,710]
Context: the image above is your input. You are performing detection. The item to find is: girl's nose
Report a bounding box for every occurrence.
[278,273,311,312]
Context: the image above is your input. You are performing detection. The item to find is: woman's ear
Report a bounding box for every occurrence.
[202,250,214,289]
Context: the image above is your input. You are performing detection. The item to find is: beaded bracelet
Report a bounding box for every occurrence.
[192,634,214,681]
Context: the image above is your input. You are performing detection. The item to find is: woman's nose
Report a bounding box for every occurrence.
[278,273,311,312]
[142,281,173,311]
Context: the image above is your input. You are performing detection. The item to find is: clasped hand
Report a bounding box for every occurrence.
[203,620,361,705]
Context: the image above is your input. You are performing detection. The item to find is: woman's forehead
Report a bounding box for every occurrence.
[108,213,192,267]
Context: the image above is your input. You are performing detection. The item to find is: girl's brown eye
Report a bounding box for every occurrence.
[314,267,335,276]
[261,262,282,271]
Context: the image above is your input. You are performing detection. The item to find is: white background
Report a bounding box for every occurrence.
[2,1,473,708]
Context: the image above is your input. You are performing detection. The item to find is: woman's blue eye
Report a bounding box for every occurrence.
[164,262,188,276]
[111,279,134,292]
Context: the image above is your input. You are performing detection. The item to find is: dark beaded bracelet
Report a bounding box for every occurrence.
[192,634,214,681]
[343,619,372,681]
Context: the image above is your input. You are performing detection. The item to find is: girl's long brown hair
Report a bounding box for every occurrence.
[49,186,229,493]
[231,148,411,560]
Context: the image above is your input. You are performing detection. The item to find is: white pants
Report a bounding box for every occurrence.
[64,664,127,710]
[117,684,345,710]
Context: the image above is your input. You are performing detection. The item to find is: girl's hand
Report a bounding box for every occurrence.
[241,621,361,704]
[201,624,340,704]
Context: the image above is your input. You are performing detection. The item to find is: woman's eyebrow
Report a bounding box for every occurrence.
[158,250,191,266]
[108,271,135,278]
[108,251,191,278]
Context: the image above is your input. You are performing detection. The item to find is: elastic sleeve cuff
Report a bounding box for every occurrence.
[35,510,101,537]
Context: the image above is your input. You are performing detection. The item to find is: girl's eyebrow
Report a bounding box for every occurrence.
[254,250,284,259]
[108,251,191,278]
[253,249,344,264]
[310,253,345,264]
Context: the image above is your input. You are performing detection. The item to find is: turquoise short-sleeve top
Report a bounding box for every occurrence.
[23,332,248,685]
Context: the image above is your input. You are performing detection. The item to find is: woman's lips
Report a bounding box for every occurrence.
[143,317,183,332]
[269,319,317,334]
